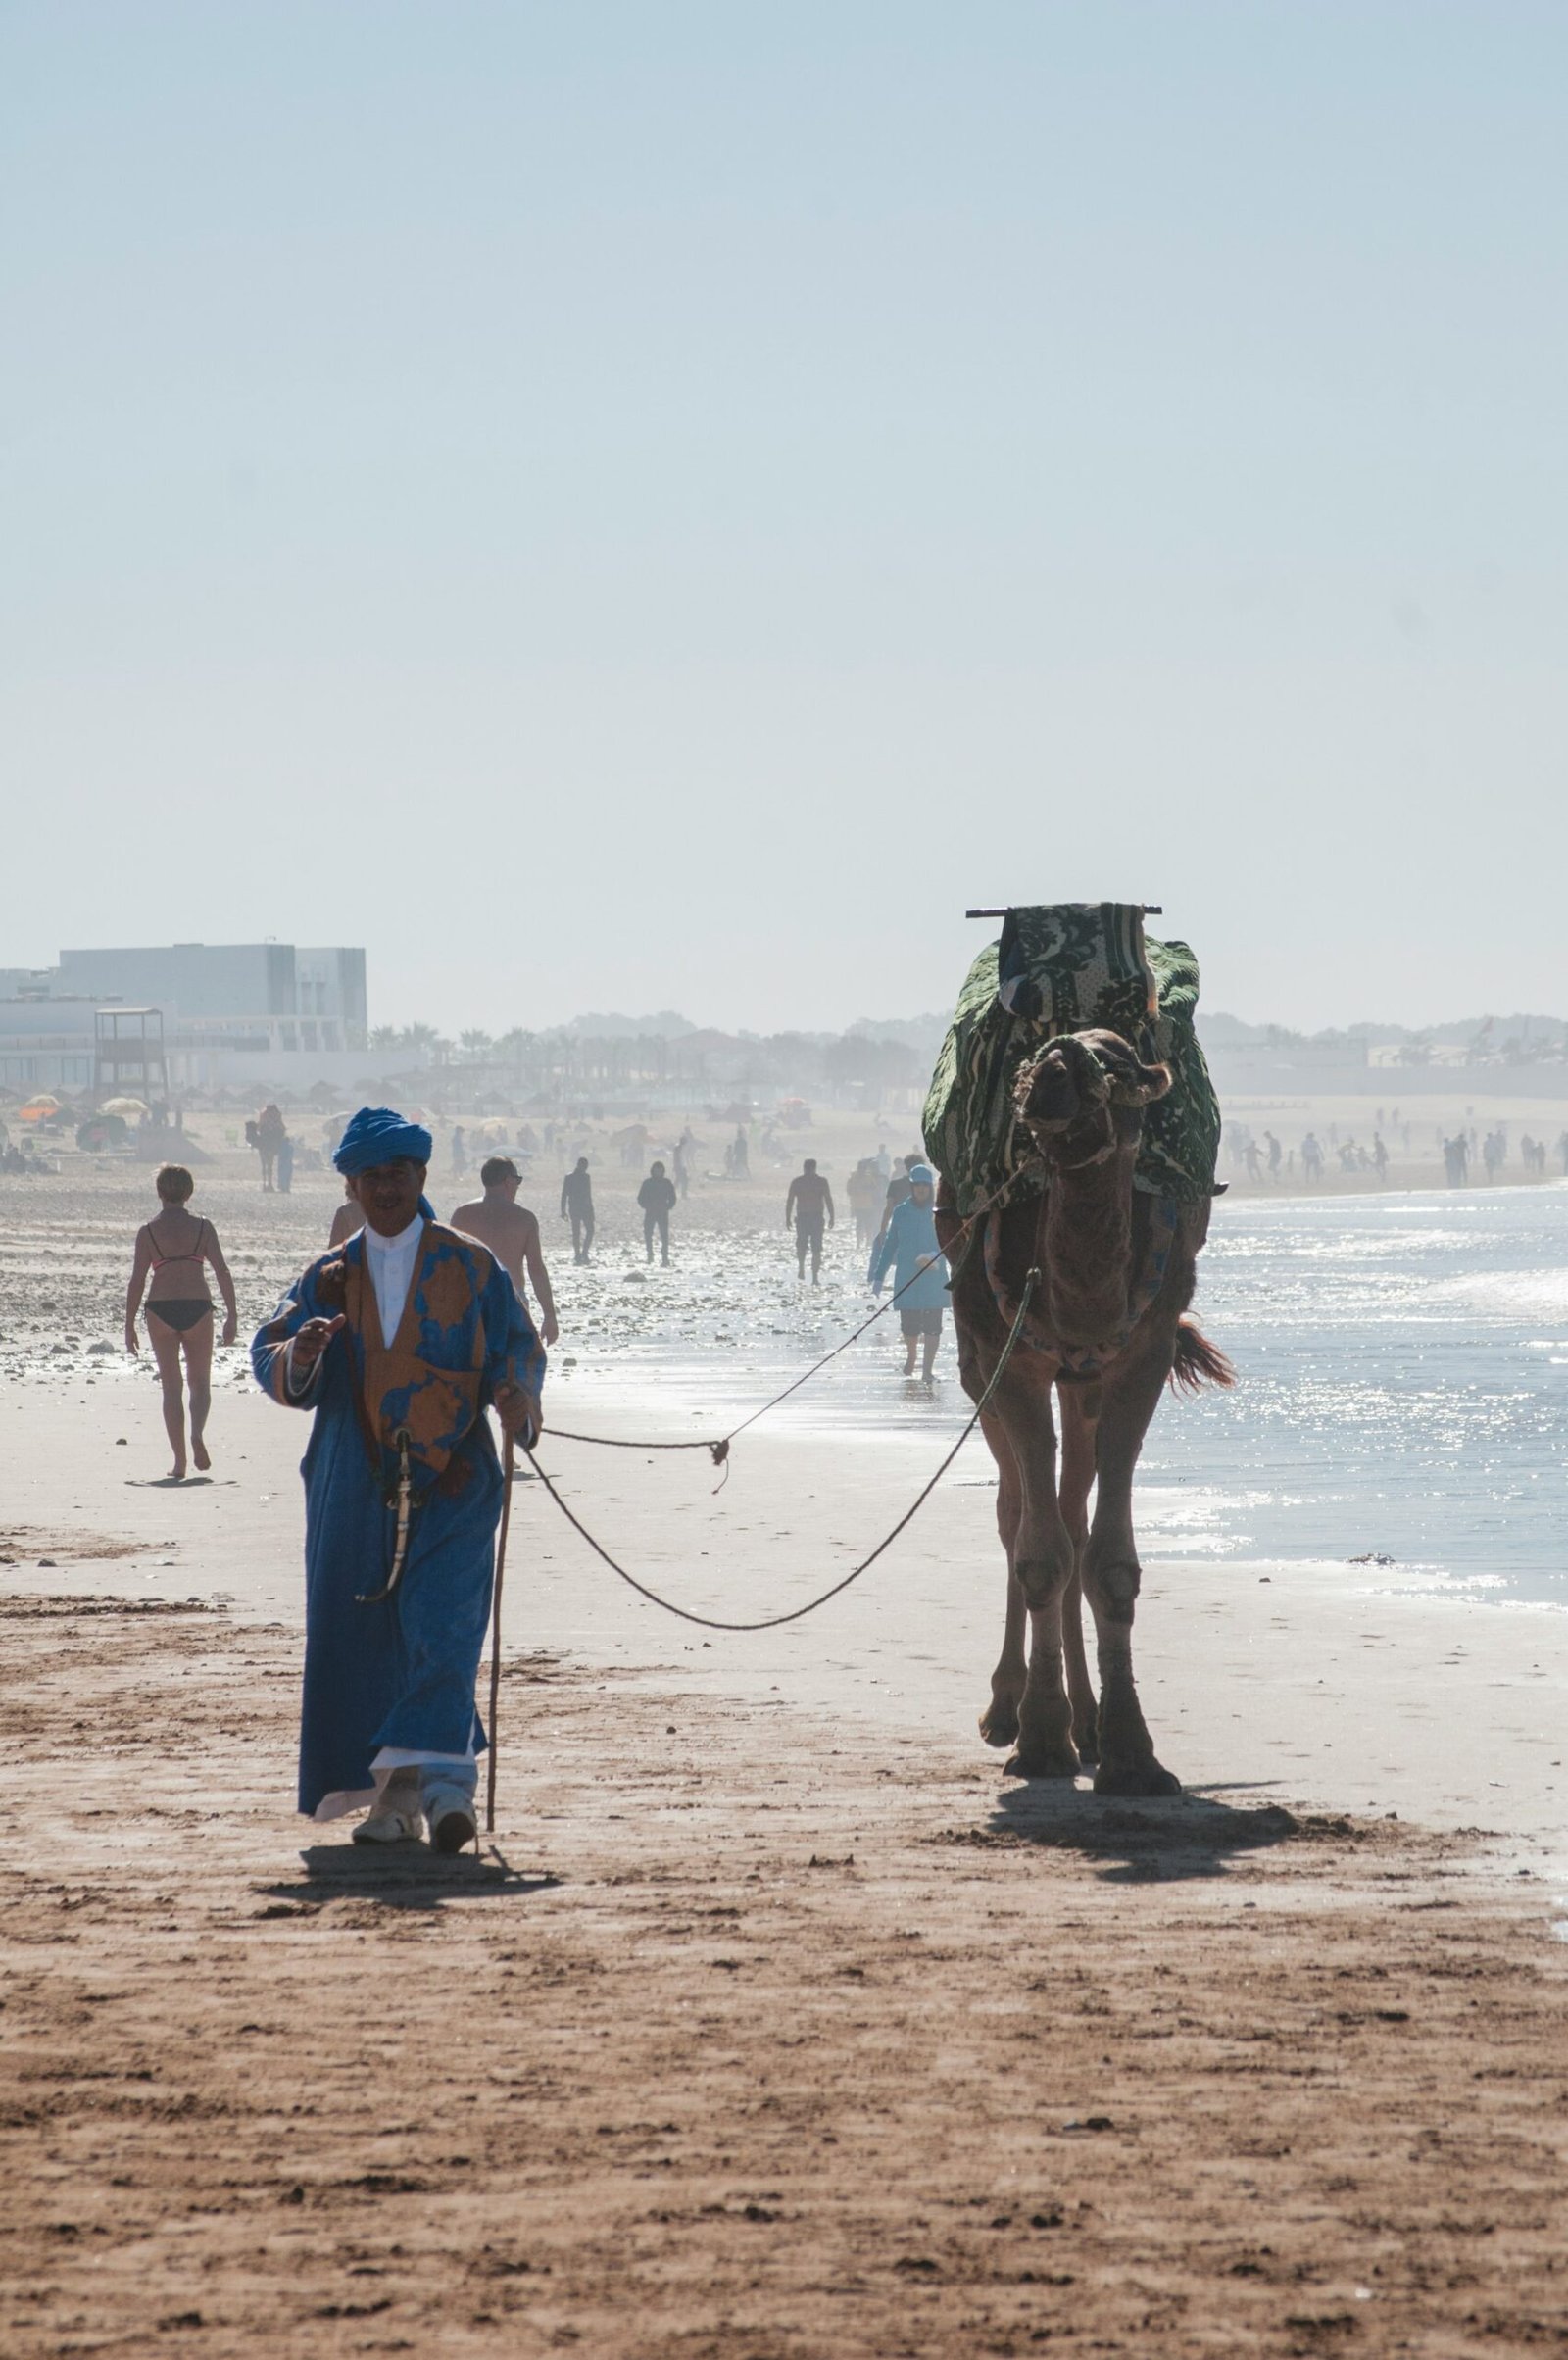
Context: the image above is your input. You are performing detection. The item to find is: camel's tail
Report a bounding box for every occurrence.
[1168,1316,1235,1396]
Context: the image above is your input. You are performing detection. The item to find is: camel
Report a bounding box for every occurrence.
[935,1027,1232,1796]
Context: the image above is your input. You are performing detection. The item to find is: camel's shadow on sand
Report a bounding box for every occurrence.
[960,1779,1303,1884]
[257,1843,561,1917]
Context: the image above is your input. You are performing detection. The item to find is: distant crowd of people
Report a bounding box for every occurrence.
[1225,1111,1568,1189]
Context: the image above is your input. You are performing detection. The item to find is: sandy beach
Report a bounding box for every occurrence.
[4,1149,1568,2352]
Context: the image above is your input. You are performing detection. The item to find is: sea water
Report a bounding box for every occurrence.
[1141,1183,1568,1598]
[551,1183,1568,1606]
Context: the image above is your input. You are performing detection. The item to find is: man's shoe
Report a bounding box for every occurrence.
[352,1801,425,1844]
[426,1787,478,1855]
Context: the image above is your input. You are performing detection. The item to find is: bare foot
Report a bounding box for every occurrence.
[192,1438,211,1472]
[169,1464,187,1483]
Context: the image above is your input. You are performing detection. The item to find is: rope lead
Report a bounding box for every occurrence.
[522,1269,1040,1634]
[540,1165,1038,1467]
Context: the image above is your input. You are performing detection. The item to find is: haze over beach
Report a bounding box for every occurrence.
[4,6,1568,2355]
[5,2,1567,1031]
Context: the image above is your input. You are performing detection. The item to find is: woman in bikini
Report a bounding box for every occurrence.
[124,1165,239,1480]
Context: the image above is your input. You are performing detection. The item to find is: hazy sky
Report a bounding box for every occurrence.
[4,3,1565,1034]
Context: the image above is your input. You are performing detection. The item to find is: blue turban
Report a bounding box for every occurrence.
[333,1106,433,1176]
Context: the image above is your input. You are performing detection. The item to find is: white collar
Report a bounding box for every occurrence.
[363,1212,424,1256]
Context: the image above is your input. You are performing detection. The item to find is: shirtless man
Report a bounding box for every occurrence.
[451,1157,560,1345]
[784,1157,835,1283]
[328,1179,361,1246]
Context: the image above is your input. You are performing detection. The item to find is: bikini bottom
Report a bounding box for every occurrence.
[147,1301,213,1334]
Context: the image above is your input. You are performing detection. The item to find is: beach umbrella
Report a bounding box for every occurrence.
[18,1094,61,1120]
[100,1096,149,1117]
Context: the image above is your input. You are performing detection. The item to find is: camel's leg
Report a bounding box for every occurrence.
[1082,1332,1180,1796]
[987,1366,1079,1777]
[1055,1383,1100,1767]
[977,1408,1027,1748]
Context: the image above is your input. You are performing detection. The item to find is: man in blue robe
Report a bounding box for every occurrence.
[252,1106,545,1852]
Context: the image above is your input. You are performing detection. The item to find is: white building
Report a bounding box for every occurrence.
[0,942,378,1096]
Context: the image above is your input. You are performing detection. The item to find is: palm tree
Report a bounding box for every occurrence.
[460,1029,495,1057]
[368,1025,399,1051]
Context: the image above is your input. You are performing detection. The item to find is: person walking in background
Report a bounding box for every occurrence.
[1372,1134,1390,1184]
[638,1160,677,1264]
[249,1102,286,1190]
[846,1157,882,1249]
[784,1157,835,1284]
[868,1162,949,1382]
[124,1163,239,1481]
[875,1153,921,1244]
[561,1156,595,1262]
[451,1124,467,1179]
[730,1126,750,1178]
[329,1180,361,1246]
[1301,1133,1323,1182]
[275,1128,295,1194]
[672,1136,690,1200]
[452,1157,561,1347]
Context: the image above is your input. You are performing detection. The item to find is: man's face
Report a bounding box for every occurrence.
[911,1182,934,1208]
[348,1159,426,1236]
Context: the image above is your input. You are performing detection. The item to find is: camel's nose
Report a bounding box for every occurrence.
[1024,1057,1081,1128]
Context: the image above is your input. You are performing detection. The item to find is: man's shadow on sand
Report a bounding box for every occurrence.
[258,1843,561,1916]
[969,1779,1305,1884]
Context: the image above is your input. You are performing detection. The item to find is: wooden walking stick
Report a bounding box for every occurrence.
[485,1433,516,1836]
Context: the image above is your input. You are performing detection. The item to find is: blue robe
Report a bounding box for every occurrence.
[252,1221,545,1818]
[868,1198,950,1310]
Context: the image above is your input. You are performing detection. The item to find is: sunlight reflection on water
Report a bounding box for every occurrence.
[550,1184,1568,1605]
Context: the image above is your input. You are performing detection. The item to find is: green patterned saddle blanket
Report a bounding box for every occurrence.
[921,903,1221,1216]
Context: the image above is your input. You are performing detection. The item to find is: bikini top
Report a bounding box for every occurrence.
[145,1217,208,1271]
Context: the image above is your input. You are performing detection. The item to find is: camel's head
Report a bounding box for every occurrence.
[1013,1028,1171,1170]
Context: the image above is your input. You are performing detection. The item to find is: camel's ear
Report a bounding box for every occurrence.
[1106,1057,1172,1107]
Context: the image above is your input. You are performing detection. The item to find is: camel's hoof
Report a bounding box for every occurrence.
[1072,1714,1100,1768]
[979,1702,1020,1748]
[1093,1756,1182,1798]
[1004,1747,1082,1781]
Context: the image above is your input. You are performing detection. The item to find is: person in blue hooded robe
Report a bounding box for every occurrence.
[252,1106,545,1851]
[868,1161,949,1382]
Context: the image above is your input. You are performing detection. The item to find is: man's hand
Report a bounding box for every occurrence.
[493,1381,541,1449]
[541,1314,560,1348]
[290,1313,346,1373]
